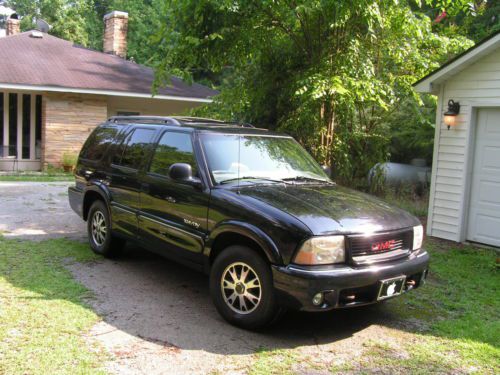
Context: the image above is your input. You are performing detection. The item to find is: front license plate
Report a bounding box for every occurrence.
[377,275,406,301]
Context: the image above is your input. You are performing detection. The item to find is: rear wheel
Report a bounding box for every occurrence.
[210,245,282,329]
[87,200,125,257]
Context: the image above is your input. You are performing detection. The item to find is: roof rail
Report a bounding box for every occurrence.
[107,116,182,126]
[107,115,255,128]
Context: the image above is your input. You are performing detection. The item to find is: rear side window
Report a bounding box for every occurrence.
[149,132,197,176]
[80,126,118,161]
[113,128,156,169]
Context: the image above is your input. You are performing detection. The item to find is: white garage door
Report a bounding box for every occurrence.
[467,108,500,247]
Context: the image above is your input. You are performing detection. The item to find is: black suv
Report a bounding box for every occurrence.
[69,116,429,329]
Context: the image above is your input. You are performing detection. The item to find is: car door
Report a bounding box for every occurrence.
[108,127,157,238]
[138,130,209,266]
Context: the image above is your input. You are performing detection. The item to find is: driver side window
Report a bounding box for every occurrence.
[149,131,197,177]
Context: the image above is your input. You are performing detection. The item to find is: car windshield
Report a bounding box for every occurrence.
[200,133,331,185]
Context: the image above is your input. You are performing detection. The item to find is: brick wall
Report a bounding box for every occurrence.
[42,93,108,168]
[103,11,128,58]
[6,19,20,36]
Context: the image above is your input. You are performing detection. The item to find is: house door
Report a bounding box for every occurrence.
[466,108,500,247]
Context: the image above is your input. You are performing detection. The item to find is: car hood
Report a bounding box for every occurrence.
[237,183,420,235]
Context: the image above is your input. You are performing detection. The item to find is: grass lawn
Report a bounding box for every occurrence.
[0,236,498,374]
[251,238,499,374]
[351,238,500,374]
[0,237,106,375]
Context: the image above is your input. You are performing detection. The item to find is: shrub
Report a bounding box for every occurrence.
[61,152,78,167]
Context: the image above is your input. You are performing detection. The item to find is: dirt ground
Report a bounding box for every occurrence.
[1,181,423,374]
[0,182,85,240]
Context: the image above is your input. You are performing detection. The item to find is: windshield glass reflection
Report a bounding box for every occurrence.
[200,134,330,184]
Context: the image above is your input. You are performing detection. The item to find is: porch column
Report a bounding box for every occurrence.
[2,93,7,157]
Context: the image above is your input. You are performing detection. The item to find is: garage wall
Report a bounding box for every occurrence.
[428,48,500,241]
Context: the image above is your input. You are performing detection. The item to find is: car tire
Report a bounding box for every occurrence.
[210,245,282,330]
[87,200,125,258]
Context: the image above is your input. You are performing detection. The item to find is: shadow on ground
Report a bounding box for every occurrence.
[68,243,404,356]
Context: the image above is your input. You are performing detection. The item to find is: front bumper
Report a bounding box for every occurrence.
[272,249,429,311]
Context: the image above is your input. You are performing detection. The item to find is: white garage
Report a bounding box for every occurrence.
[414,31,500,247]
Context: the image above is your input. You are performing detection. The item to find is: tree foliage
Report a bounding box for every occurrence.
[6,0,489,184]
[7,0,92,45]
[153,0,473,183]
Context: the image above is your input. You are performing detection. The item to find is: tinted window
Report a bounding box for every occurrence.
[80,126,119,161]
[115,128,156,169]
[150,132,197,176]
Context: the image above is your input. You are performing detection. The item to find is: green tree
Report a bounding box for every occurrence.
[153,0,472,183]
[7,0,92,46]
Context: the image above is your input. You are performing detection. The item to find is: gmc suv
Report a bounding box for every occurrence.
[69,116,429,329]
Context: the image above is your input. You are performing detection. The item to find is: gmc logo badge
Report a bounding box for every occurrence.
[371,239,395,252]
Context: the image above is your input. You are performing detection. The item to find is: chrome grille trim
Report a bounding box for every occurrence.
[352,249,411,265]
[347,229,413,265]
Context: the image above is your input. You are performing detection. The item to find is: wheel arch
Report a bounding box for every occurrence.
[205,222,282,271]
[82,184,111,221]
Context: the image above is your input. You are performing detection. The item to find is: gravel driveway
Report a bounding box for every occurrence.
[0,181,419,374]
[0,181,85,240]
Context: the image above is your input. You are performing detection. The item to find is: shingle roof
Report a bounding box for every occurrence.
[0,31,218,100]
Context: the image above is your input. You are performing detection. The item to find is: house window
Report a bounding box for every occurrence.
[0,92,43,160]
[22,94,31,159]
[0,93,3,153]
[35,95,42,159]
[8,93,17,157]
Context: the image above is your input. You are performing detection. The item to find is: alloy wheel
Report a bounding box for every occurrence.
[221,262,262,314]
[91,211,107,246]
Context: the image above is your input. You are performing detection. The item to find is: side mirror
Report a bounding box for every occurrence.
[168,163,202,187]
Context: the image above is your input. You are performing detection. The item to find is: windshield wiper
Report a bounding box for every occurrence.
[281,176,333,184]
[219,176,289,185]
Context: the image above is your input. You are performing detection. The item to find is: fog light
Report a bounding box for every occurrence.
[312,292,323,306]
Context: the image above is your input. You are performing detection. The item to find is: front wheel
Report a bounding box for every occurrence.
[87,200,125,258]
[210,245,282,329]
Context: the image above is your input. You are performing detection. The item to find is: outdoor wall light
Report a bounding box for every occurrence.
[444,99,460,130]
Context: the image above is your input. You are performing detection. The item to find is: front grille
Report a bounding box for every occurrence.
[347,229,412,264]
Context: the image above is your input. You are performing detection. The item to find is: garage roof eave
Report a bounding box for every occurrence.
[414,31,500,94]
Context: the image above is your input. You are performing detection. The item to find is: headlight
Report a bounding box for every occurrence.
[294,236,345,265]
[413,225,423,250]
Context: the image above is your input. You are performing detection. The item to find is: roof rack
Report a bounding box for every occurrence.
[107,116,182,126]
[107,115,255,128]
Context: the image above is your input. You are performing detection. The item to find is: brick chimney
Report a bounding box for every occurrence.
[103,11,128,58]
[6,16,20,36]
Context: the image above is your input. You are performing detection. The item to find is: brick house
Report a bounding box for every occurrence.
[0,12,217,171]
